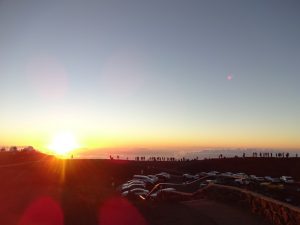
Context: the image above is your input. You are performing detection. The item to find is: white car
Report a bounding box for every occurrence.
[280,176,294,184]
[133,175,158,184]
[156,172,171,180]
[121,183,146,191]
[264,176,273,182]
[124,179,145,185]
[122,188,149,197]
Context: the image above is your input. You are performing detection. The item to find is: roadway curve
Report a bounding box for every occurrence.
[138,199,271,225]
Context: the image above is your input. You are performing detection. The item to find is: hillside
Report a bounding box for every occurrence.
[1,153,298,225]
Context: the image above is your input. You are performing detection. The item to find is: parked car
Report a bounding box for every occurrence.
[264,176,274,182]
[280,176,294,184]
[220,172,233,176]
[234,178,250,185]
[147,175,159,182]
[133,175,158,184]
[207,171,219,176]
[199,181,209,188]
[124,179,145,185]
[198,172,209,177]
[183,173,199,180]
[234,173,248,178]
[155,172,171,181]
[264,176,281,183]
[271,178,282,183]
[205,179,216,184]
[121,183,146,191]
[249,175,265,182]
[122,188,149,198]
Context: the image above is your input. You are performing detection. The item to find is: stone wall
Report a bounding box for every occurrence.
[196,184,300,225]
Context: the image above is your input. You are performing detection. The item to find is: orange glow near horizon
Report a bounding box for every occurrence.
[1,129,299,153]
[44,133,300,152]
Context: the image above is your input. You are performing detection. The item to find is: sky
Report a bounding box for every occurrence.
[0,0,299,153]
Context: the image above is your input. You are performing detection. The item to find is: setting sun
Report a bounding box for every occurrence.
[48,132,79,156]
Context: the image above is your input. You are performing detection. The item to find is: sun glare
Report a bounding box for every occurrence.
[48,132,79,156]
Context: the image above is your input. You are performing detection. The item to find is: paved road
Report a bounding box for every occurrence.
[137,199,270,225]
[183,199,270,225]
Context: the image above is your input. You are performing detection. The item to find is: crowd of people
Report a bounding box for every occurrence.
[109,151,298,162]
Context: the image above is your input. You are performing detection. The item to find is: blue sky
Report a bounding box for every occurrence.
[0,0,299,151]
